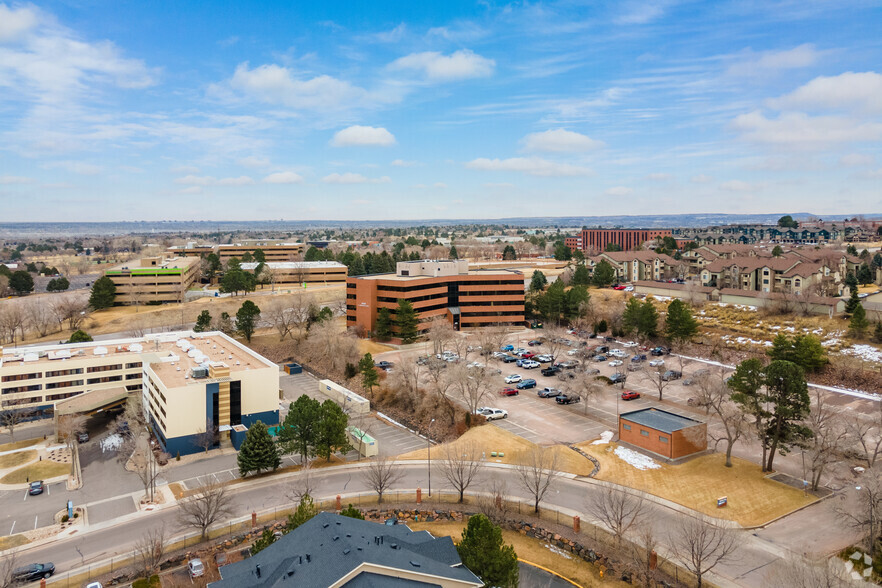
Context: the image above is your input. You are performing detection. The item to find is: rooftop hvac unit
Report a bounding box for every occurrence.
[191,367,209,379]
[130,343,143,353]
[93,346,108,356]
[23,353,39,362]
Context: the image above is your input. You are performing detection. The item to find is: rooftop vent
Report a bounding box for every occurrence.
[410,561,421,568]
[342,548,350,555]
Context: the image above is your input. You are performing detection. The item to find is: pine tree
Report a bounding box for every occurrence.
[622,297,643,334]
[358,353,379,397]
[276,395,321,461]
[664,298,699,348]
[237,421,281,477]
[89,275,117,309]
[571,264,590,286]
[235,300,261,342]
[250,527,277,555]
[874,322,882,344]
[68,330,93,343]
[285,495,318,533]
[395,299,419,343]
[850,303,870,338]
[592,259,616,287]
[340,504,364,519]
[844,285,860,315]
[638,300,659,337]
[502,245,517,260]
[529,270,547,292]
[194,310,212,332]
[315,400,351,461]
[449,245,458,259]
[375,308,393,341]
[456,514,519,588]
[857,263,873,285]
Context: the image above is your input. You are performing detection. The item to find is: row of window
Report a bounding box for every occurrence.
[622,424,669,443]
[2,362,142,383]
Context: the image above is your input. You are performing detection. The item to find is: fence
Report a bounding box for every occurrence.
[43,488,704,588]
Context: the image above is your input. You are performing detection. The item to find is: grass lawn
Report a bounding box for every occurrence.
[0,438,42,453]
[0,461,70,484]
[576,441,815,526]
[0,450,37,469]
[398,425,597,476]
[358,339,395,356]
[408,519,628,587]
[0,534,31,551]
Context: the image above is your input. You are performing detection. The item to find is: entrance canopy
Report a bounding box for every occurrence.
[55,386,132,417]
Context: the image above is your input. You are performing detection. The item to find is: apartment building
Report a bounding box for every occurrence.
[346,259,524,340]
[169,241,305,262]
[239,261,347,285]
[571,229,672,253]
[588,251,681,282]
[1,331,280,456]
[105,256,200,305]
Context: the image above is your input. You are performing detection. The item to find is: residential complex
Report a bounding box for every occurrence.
[588,251,682,282]
[0,331,280,456]
[346,259,524,340]
[239,261,347,285]
[105,256,200,305]
[568,228,673,253]
[168,241,305,262]
[673,221,881,246]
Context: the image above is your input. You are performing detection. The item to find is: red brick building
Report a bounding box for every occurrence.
[619,408,706,460]
[571,229,673,253]
[346,260,525,340]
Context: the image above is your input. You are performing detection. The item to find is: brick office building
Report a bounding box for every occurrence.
[619,408,706,460]
[571,229,673,253]
[346,260,524,340]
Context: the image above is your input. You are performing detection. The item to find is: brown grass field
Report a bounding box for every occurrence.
[0,461,70,484]
[0,450,37,469]
[0,438,42,453]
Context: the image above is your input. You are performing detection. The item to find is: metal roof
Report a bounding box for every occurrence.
[620,408,702,433]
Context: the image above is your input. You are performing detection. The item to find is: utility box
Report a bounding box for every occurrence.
[347,426,378,457]
[284,363,303,375]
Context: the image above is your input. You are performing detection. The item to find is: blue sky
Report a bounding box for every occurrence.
[1,1,881,222]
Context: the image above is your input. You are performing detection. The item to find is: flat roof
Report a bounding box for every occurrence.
[240,261,346,270]
[620,408,702,433]
[106,256,199,274]
[351,269,523,282]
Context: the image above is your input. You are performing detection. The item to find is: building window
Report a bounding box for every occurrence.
[126,362,142,369]
[640,430,649,437]
[623,424,631,431]
[87,364,123,373]
[2,372,41,382]
[659,436,669,443]
[46,368,83,378]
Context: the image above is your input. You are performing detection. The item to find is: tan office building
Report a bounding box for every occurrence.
[168,241,305,262]
[105,256,200,305]
[239,261,347,285]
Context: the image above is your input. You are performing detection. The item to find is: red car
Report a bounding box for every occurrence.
[500,387,519,396]
[621,390,641,401]
[521,352,536,360]
[613,285,627,291]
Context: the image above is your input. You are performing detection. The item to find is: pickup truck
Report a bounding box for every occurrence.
[541,366,562,377]
[555,394,581,405]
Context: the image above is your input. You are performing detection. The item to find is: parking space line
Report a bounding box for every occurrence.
[9,521,15,534]
[22,491,27,502]
[33,516,37,530]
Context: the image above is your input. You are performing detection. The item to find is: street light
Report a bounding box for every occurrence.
[427,418,435,496]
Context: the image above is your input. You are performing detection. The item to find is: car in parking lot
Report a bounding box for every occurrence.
[516,378,537,390]
[501,355,518,363]
[584,368,600,375]
[522,360,540,369]
[77,431,90,443]
[28,481,45,496]
[557,360,578,369]
[188,558,205,578]
[555,393,581,404]
[631,354,647,363]
[649,359,665,367]
[621,390,641,401]
[538,387,560,398]
[609,349,627,358]
[597,345,610,353]
[374,360,394,370]
[608,360,623,367]
[500,387,519,396]
[541,365,561,377]
[491,351,508,359]
[501,344,514,351]
[622,341,638,348]
[609,373,627,385]
[650,346,667,356]
[466,361,485,369]
[662,370,682,381]
[504,374,522,384]
[566,349,580,356]
[13,563,55,582]
[482,408,508,420]
[594,355,608,362]
[528,339,543,346]
[535,354,553,363]
[513,349,529,357]
[613,284,627,290]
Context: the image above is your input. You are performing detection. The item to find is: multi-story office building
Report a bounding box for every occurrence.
[1,331,279,456]
[570,229,672,253]
[346,260,524,340]
[105,256,200,305]
[239,261,347,285]
[168,241,305,262]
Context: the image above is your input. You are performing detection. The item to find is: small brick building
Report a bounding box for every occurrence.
[619,408,707,460]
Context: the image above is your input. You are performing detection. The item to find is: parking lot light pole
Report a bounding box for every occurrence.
[428,419,435,496]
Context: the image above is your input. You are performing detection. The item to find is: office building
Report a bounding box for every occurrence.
[570,229,673,253]
[169,241,305,262]
[239,261,347,285]
[105,256,201,305]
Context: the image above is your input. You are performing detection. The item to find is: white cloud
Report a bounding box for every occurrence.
[615,1,676,25]
[0,4,39,42]
[605,186,633,196]
[263,171,303,184]
[766,72,882,114]
[863,168,882,179]
[389,49,495,81]
[691,174,713,183]
[0,175,34,184]
[465,157,592,177]
[731,110,882,148]
[727,44,822,77]
[645,173,672,181]
[45,160,102,175]
[375,23,407,43]
[226,62,367,111]
[238,156,271,168]
[391,159,419,167]
[719,180,758,192]
[840,153,874,167]
[179,186,203,195]
[218,176,254,186]
[174,175,215,185]
[521,129,605,153]
[331,125,396,147]
[322,172,391,184]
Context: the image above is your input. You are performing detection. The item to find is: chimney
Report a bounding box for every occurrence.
[306,554,311,563]
[255,564,261,579]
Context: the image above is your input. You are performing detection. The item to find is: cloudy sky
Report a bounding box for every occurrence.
[1,1,881,221]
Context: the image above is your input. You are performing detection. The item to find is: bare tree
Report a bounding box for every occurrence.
[264,298,297,341]
[542,326,569,366]
[288,292,314,341]
[670,514,738,588]
[845,403,882,469]
[628,523,660,588]
[448,363,494,417]
[120,434,166,504]
[515,445,559,514]
[424,359,457,425]
[195,418,218,454]
[56,414,86,479]
[0,409,29,442]
[361,455,404,503]
[178,480,235,539]
[476,477,513,526]
[26,300,57,338]
[642,365,672,401]
[288,459,316,503]
[763,552,852,587]
[586,485,648,547]
[836,472,882,558]
[134,524,166,576]
[0,304,26,345]
[438,442,484,503]
[426,317,456,355]
[693,370,749,467]
[804,390,848,491]
[0,547,19,588]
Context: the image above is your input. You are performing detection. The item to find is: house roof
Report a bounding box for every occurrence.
[208,512,482,588]
[621,408,703,433]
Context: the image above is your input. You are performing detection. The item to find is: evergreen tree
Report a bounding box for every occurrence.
[762,360,811,472]
[553,242,572,261]
[449,245,459,259]
[235,300,261,342]
[456,514,519,588]
[844,285,860,315]
[564,285,590,320]
[250,527,277,555]
[729,358,772,471]
[237,421,281,476]
[348,255,365,276]
[529,270,547,292]
[571,264,590,286]
[315,400,351,461]
[622,297,643,334]
[857,263,873,285]
[89,276,116,309]
[276,394,322,460]
[68,330,93,343]
[845,272,858,291]
[194,310,212,332]
[358,353,379,396]
[847,244,858,256]
[375,308,393,341]
[771,245,783,257]
[395,299,419,343]
[777,215,798,228]
[592,259,616,287]
[766,333,827,373]
[638,300,659,337]
[873,253,882,270]
[340,504,364,519]
[502,245,517,260]
[874,322,882,344]
[46,277,70,292]
[850,303,870,338]
[285,495,318,533]
[253,249,266,263]
[664,299,699,347]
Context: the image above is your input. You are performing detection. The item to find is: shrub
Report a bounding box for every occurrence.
[61,514,69,523]
[594,375,612,385]
[132,575,161,588]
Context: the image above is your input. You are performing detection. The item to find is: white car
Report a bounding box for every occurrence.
[522,360,540,369]
[188,558,205,578]
[624,285,634,292]
[609,360,623,367]
[609,349,627,358]
[504,374,522,384]
[649,359,665,367]
[622,341,638,348]
[480,408,508,420]
[536,354,553,362]
[567,349,579,356]
[467,361,485,369]
[492,351,508,359]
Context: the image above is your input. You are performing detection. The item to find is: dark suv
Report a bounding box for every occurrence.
[555,394,581,405]
[13,563,55,582]
[541,366,561,377]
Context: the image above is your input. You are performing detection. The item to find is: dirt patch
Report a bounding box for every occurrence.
[0,461,70,484]
[0,450,37,469]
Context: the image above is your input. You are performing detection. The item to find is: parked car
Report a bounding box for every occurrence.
[594,355,608,362]
[522,360,541,369]
[536,354,553,363]
[189,558,205,578]
[416,355,430,365]
[504,374,522,384]
[86,582,104,588]
[624,285,635,292]
[584,368,600,375]
[501,344,514,351]
[627,363,643,372]
[622,341,638,348]
[480,408,508,421]
[491,351,508,359]
[555,393,581,405]
[538,387,560,398]
[77,431,89,443]
[374,361,394,370]
[466,345,482,352]
[558,360,578,369]
[649,359,665,367]
[500,387,519,397]
[650,346,667,356]
[516,379,537,390]
[609,373,627,385]
[597,345,610,353]
[621,390,641,401]
[613,284,627,290]
[566,349,580,356]
[12,563,55,582]
[609,349,627,358]
[609,360,623,367]
[528,339,543,346]
[501,355,518,363]
[631,354,647,363]
[541,366,562,377]
[466,361,485,369]
[662,370,682,381]
[28,481,45,496]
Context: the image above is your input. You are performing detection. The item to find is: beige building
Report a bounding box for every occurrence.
[239,261,347,285]
[105,256,200,305]
[168,241,305,262]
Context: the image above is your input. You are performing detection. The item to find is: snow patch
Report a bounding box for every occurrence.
[592,431,614,445]
[614,446,661,470]
[842,345,882,364]
[543,543,573,559]
[101,433,123,453]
